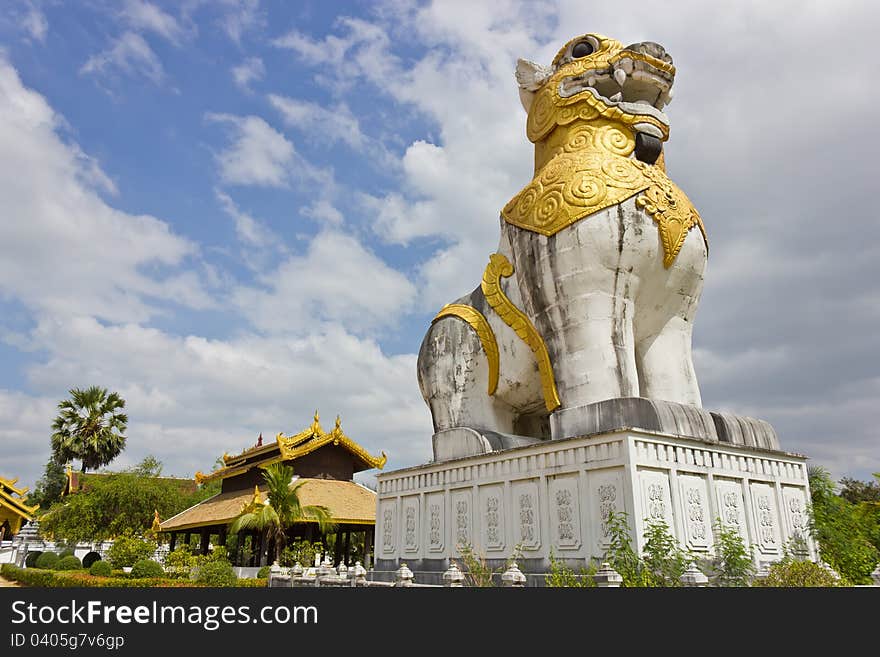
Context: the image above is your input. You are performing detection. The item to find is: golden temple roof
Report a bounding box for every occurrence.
[0,476,39,527]
[159,478,377,532]
[194,412,386,484]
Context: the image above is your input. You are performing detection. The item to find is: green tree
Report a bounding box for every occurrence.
[710,519,755,586]
[229,463,335,566]
[808,466,879,584]
[37,457,210,542]
[27,458,68,510]
[50,386,127,472]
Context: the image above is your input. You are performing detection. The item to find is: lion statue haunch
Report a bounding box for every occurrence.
[418,34,711,459]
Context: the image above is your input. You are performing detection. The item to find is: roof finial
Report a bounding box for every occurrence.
[151,509,161,533]
[335,415,342,430]
[257,432,263,447]
[314,409,319,423]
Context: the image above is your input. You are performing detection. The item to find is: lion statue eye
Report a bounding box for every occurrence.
[571,41,594,58]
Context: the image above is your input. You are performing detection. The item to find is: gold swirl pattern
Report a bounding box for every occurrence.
[432,303,500,395]
[634,163,708,267]
[503,153,706,266]
[503,145,648,237]
[480,253,561,412]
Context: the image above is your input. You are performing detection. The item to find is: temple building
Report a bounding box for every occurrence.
[159,412,386,568]
[0,477,39,541]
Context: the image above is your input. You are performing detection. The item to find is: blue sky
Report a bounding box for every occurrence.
[1,0,878,491]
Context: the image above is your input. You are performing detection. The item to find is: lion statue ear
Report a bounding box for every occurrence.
[515,58,552,113]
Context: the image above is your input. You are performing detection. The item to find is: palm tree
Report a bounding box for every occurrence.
[229,462,336,565]
[50,386,128,473]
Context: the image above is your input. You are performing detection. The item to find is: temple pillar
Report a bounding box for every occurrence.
[364,528,373,570]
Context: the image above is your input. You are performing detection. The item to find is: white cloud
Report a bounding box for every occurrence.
[121,0,185,45]
[6,316,431,488]
[233,230,416,334]
[0,57,210,324]
[215,189,280,249]
[21,5,47,42]
[269,94,367,151]
[206,113,294,188]
[231,56,264,92]
[300,199,343,226]
[216,0,264,45]
[80,31,165,85]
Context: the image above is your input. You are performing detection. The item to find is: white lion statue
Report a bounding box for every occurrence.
[418,33,714,459]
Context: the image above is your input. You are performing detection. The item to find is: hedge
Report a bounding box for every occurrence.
[1,564,263,588]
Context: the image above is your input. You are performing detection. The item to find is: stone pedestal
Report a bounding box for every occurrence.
[376,407,815,575]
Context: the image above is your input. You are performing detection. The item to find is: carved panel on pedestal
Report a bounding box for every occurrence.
[678,475,711,552]
[782,487,810,546]
[426,492,445,553]
[639,470,674,530]
[512,479,541,550]
[714,479,748,544]
[401,496,420,554]
[550,475,581,550]
[451,489,472,551]
[749,482,780,554]
[380,502,396,555]
[480,484,506,552]
[589,470,624,551]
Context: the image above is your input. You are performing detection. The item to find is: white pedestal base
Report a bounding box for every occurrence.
[375,428,815,574]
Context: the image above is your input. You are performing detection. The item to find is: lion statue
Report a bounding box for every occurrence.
[418,34,713,460]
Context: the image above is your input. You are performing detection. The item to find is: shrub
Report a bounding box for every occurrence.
[130,559,164,578]
[89,560,113,577]
[603,511,652,586]
[107,536,155,568]
[58,548,75,559]
[193,560,237,586]
[35,552,60,570]
[280,540,321,567]
[710,520,755,587]
[82,552,102,569]
[163,545,197,577]
[544,552,596,587]
[642,519,692,586]
[24,551,43,568]
[257,565,270,579]
[237,578,268,587]
[56,555,83,571]
[759,560,840,587]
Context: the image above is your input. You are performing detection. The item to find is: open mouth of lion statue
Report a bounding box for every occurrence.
[518,35,676,163]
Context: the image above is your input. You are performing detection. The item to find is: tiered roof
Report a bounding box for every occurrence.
[194,412,386,484]
[0,476,39,535]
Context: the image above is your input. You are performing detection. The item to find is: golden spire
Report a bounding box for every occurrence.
[151,510,161,533]
[252,485,262,506]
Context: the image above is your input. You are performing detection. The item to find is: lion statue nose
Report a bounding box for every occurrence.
[623,41,673,65]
